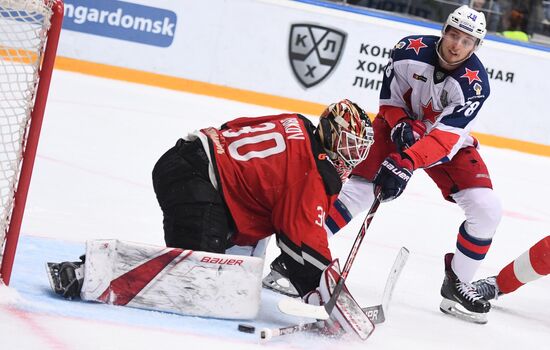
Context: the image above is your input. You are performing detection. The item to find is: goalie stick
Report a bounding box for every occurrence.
[278,189,382,320]
[260,247,409,341]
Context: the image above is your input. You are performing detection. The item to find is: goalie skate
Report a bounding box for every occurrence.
[46,257,85,300]
[262,255,299,297]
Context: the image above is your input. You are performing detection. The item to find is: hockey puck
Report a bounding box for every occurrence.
[237,324,256,334]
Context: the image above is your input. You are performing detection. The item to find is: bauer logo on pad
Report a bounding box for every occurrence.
[288,24,346,88]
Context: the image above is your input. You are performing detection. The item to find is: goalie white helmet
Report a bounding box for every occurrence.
[443,5,487,46]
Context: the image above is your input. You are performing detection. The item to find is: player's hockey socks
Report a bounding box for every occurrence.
[440,253,490,324]
[495,235,550,294]
[455,222,492,261]
[306,259,374,340]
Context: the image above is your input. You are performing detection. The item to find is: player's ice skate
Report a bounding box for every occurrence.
[262,254,299,297]
[472,276,502,301]
[439,253,490,324]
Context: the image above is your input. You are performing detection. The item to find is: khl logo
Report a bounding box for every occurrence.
[288,24,346,88]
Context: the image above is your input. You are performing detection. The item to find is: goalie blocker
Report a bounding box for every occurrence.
[46,239,263,319]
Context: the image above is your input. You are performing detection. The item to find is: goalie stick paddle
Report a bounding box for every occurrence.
[278,189,382,320]
[263,247,409,341]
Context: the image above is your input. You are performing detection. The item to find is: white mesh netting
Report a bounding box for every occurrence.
[0,0,54,262]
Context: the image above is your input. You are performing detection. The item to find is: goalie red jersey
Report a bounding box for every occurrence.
[201,113,341,260]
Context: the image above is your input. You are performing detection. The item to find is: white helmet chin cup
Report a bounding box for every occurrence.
[443,5,487,46]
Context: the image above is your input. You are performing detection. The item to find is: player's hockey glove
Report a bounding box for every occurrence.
[390,119,426,151]
[373,152,414,202]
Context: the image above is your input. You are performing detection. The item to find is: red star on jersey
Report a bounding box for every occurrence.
[461,68,482,85]
[421,98,442,124]
[406,38,428,55]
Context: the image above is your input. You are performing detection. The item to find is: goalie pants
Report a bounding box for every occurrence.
[152,138,234,253]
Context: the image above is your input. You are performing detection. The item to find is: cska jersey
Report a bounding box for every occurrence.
[198,113,341,261]
[379,35,490,168]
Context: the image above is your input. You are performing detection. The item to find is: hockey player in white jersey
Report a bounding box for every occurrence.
[264,5,501,324]
[335,5,501,324]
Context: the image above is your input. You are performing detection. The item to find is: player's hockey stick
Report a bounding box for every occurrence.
[261,246,409,341]
[362,246,409,323]
[278,189,383,320]
[259,321,324,342]
[261,304,379,342]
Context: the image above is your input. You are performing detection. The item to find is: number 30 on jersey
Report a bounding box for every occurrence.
[222,122,286,161]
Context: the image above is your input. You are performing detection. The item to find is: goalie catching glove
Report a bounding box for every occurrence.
[303,260,374,340]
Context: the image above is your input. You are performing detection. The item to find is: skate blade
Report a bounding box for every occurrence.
[439,298,488,324]
[262,271,299,297]
[45,262,62,295]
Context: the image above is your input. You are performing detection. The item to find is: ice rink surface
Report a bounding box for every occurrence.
[1,70,549,349]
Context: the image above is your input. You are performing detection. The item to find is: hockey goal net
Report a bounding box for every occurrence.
[0,0,63,285]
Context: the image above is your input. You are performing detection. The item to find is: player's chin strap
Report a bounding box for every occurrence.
[278,186,383,320]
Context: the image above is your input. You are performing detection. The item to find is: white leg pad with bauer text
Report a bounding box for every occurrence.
[81,240,263,319]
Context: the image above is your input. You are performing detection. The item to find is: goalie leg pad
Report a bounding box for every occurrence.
[81,239,263,319]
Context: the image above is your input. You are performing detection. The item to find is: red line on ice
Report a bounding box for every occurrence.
[1,305,70,350]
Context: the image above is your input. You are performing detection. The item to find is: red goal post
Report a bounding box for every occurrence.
[0,0,64,285]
